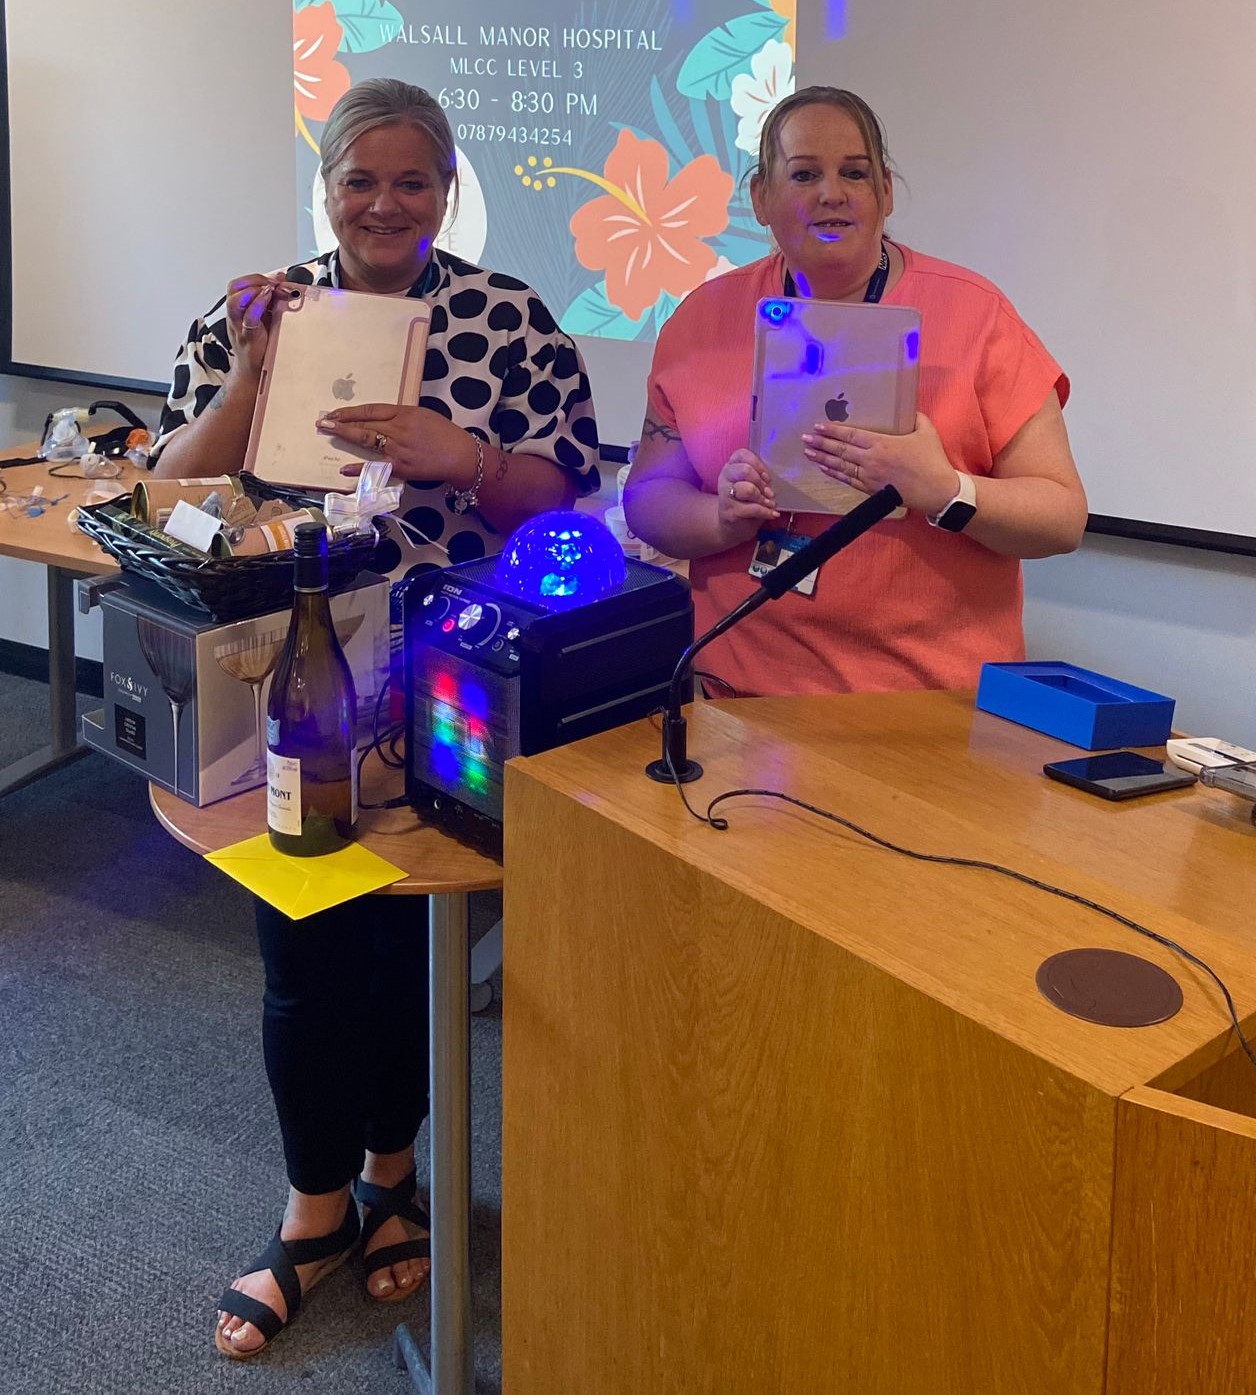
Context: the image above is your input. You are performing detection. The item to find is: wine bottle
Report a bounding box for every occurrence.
[266,523,358,855]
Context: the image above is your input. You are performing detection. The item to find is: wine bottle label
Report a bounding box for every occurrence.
[267,751,303,836]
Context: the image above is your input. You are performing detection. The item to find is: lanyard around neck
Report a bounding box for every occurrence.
[783,242,890,303]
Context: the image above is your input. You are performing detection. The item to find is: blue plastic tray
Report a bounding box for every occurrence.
[975,661,1175,750]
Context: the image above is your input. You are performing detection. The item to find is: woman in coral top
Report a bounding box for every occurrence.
[624,87,1088,697]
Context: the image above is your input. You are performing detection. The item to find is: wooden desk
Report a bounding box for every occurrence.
[502,691,1256,1395]
[0,450,141,797]
[151,756,501,1395]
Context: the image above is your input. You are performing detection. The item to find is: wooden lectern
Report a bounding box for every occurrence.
[502,691,1256,1395]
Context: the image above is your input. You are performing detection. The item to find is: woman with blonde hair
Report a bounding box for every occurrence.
[150,76,599,1358]
[626,86,1086,697]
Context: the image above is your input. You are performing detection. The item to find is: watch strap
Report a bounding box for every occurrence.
[926,470,977,532]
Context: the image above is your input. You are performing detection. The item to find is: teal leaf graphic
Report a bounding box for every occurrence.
[650,77,693,167]
[651,291,684,333]
[726,210,767,235]
[294,0,404,54]
[690,95,719,163]
[720,98,749,174]
[713,230,772,263]
[562,282,651,341]
[677,12,788,102]
[608,122,654,144]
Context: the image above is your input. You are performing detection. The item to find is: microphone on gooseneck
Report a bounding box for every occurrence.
[757,485,904,597]
[645,484,903,784]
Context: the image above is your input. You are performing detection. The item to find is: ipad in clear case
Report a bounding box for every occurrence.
[244,284,431,492]
[750,298,921,516]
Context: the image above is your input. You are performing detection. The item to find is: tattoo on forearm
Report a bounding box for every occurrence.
[494,447,509,482]
[641,414,681,443]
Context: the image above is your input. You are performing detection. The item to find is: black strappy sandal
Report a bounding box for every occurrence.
[354,1170,432,1304]
[214,1201,361,1360]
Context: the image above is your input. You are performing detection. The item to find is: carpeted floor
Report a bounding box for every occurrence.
[0,672,504,1393]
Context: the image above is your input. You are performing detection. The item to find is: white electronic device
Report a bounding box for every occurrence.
[1165,737,1256,774]
[244,284,431,492]
[749,297,920,516]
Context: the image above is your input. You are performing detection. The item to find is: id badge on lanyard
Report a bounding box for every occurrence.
[749,518,818,597]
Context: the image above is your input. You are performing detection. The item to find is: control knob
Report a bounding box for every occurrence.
[454,600,500,646]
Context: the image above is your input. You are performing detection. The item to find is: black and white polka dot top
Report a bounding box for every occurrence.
[151,248,601,584]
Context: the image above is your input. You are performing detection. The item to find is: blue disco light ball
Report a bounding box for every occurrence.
[494,509,627,610]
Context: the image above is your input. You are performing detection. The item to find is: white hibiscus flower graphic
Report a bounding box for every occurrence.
[731,39,795,157]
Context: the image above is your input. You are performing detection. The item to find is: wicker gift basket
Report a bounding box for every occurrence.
[75,473,383,622]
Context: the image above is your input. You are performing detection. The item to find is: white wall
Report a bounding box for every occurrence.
[5,0,294,387]
[1023,542,1256,746]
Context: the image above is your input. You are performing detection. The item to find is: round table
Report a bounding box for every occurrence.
[151,753,501,1395]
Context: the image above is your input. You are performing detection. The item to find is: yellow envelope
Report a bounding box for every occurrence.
[205,833,408,919]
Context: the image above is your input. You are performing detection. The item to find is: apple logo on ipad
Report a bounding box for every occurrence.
[332,373,357,402]
[824,394,851,423]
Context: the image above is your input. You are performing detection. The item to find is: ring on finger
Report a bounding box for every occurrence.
[374,432,388,453]
[728,482,739,500]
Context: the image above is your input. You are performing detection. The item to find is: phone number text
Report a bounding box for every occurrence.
[455,124,574,145]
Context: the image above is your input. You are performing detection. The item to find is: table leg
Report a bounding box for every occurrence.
[394,889,476,1395]
[0,565,90,799]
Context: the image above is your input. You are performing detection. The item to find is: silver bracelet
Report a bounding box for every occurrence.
[446,435,484,515]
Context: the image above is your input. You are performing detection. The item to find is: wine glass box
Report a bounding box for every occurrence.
[76,571,389,805]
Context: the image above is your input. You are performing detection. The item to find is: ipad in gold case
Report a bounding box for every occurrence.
[244,284,431,492]
[750,297,920,517]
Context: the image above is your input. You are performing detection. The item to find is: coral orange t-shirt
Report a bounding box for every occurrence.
[646,246,1069,697]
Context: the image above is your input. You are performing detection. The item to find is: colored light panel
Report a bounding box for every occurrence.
[425,677,497,801]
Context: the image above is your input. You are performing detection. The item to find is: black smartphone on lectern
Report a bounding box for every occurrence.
[1042,751,1197,801]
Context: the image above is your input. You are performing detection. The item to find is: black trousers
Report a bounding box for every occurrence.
[255,893,429,1195]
